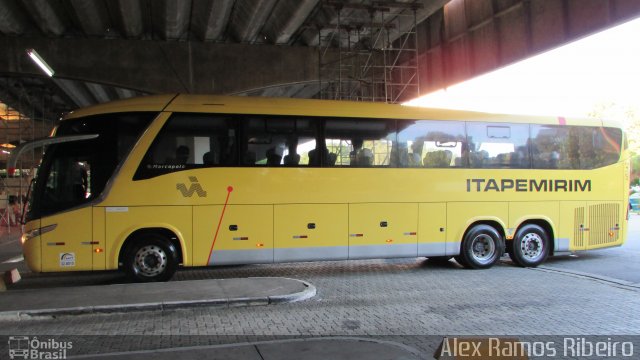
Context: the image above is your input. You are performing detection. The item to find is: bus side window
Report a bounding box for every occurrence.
[135,114,237,179]
[242,117,318,166]
[531,125,622,169]
[467,123,529,169]
[397,120,466,168]
[325,119,396,167]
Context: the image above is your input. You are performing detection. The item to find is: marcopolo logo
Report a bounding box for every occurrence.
[176,176,207,198]
[8,336,72,359]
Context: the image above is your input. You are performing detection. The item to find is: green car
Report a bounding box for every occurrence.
[631,192,640,211]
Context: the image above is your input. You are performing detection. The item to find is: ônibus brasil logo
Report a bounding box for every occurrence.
[8,336,72,359]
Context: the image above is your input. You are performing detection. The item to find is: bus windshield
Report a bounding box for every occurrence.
[27,112,155,220]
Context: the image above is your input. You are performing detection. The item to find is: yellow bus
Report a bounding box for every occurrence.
[10,94,630,281]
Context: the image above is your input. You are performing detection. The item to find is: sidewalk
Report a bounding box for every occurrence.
[21,337,425,360]
[0,277,316,319]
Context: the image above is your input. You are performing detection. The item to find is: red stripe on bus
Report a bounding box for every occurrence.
[207,186,234,264]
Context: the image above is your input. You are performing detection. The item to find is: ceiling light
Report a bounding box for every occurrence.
[26,48,54,77]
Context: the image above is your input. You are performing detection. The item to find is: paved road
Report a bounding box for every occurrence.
[1,217,639,358]
[537,213,640,285]
[0,230,22,274]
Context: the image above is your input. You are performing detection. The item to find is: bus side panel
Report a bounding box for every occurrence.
[559,201,586,251]
[92,206,106,270]
[446,202,508,256]
[417,203,447,256]
[348,203,418,259]
[193,205,273,266]
[105,206,192,270]
[508,201,559,244]
[274,204,348,262]
[40,207,93,271]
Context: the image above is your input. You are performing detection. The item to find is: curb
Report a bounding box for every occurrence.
[536,266,640,290]
[69,336,423,360]
[0,278,316,321]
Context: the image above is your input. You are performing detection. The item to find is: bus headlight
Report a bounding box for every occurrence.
[21,229,40,245]
[21,224,57,245]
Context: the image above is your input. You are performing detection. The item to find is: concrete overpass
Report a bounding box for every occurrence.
[1,0,639,142]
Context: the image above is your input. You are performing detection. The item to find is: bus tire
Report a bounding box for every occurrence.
[458,224,502,269]
[453,255,469,267]
[124,233,178,282]
[509,224,549,267]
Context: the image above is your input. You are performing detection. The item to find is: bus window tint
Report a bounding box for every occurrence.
[531,125,622,169]
[467,123,530,168]
[138,114,236,177]
[325,119,396,167]
[397,120,466,168]
[39,113,154,215]
[242,117,317,166]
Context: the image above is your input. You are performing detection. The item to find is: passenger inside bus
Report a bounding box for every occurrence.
[409,141,423,167]
[350,139,363,166]
[202,151,214,165]
[167,145,190,165]
[350,139,373,166]
[266,147,282,166]
[283,137,300,166]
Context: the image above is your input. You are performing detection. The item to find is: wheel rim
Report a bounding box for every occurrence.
[470,234,496,265]
[134,245,167,277]
[520,233,544,262]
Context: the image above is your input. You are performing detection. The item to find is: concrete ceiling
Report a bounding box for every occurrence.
[0,0,446,123]
[1,0,639,152]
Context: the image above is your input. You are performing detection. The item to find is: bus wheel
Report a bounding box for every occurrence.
[124,234,178,282]
[509,224,549,267]
[458,225,502,269]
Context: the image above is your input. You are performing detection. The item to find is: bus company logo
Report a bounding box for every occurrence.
[176,176,207,197]
[59,253,75,267]
[466,178,592,193]
[8,336,72,359]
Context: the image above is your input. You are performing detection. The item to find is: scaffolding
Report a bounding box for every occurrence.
[318,1,422,103]
[0,81,54,232]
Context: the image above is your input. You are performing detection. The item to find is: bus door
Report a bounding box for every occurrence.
[36,140,97,271]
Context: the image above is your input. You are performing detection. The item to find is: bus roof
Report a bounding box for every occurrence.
[65,93,620,128]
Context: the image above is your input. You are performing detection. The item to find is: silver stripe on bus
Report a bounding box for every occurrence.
[274,246,348,262]
[208,249,273,266]
[555,238,570,252]
[348,244,417,259]
[418,242,448,257]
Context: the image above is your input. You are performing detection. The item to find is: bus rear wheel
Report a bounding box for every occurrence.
[509,224,549,267]
[458,225,502,269]
[124,234,178,282]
